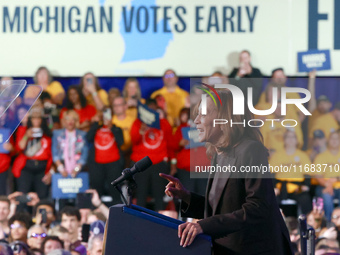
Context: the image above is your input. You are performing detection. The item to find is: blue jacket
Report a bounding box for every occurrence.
[52,129,88,166]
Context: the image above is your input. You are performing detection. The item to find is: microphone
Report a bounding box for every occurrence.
[111,156,153,187]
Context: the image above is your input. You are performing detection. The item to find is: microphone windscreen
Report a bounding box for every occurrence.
[135,156,153,173]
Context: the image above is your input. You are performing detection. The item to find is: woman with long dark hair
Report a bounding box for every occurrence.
[60,86,96,132]
[13,108,53,199]
[160,89,293,255]
[79,72,109,111]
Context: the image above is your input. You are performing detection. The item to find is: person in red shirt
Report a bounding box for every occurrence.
[13,108,53,199]
[0,105,14,195]
[130,99,173,211]
[172,108,209,196]
[86,108,124,205]
[60,86,96,132]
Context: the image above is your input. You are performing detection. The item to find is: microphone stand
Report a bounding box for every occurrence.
[113,168,137,208]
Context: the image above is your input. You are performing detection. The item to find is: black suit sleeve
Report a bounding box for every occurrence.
[181,193,205,219]
[228,68,238,78]
[198,142,274,239]
[111,125,124,148]
[86,122,99,143]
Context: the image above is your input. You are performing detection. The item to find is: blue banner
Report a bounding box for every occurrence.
[0,129,10,154]
[52,173,89,199]
[297,49,331,72]
[137,102,160,129]
[181,127,205,149]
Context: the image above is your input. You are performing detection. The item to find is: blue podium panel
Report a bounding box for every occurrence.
[104,204,212,255]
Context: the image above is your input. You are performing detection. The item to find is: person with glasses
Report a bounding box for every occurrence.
[151,69,189,127]
[8,213,33,244]
[27,225,46,250]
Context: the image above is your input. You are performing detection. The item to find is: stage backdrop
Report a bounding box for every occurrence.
[0,0,339,76]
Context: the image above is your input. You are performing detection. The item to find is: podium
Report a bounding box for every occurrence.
[104,204,212,255]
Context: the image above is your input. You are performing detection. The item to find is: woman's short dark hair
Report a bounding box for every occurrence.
[66,85,87,109]
[41,236,64,251]
[60,206,81,221]
[9,213,33,230]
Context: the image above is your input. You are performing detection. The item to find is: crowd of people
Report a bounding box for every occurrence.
[0,50,338,254]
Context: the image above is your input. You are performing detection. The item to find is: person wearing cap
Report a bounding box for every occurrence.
[269,129,312,214]
[310,102,340,141]
[306,130,328,194]
[89,221,105,237]
[307,129,327,162]
[310,95,332,124]
[12,107,53,199]
[314,130,340,221]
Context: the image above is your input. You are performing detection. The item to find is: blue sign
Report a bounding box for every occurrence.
[297,49,331,72]
[52,173,89,199]
[0,129,10,154]
[181,127,205,149]
[137,102,160,129]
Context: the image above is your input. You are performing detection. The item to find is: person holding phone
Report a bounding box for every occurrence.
[59,86,97,132]
[12,108,53,199]
[122,78,145,118]
[160,90,293,255]
[228,50,263,105]
[79,72,109,111]
[86,108,124,205]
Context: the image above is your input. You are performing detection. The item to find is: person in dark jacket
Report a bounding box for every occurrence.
[160,89,294,255]
[86,107,124,205]
[229,50,263,105]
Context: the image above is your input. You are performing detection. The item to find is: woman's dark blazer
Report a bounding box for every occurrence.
[182,139,294,255]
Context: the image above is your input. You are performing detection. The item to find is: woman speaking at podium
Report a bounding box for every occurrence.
[160,89,294,255]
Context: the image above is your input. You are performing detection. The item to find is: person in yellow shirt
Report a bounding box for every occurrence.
[308,95,332,131]
[261,102,303,156]
[79,72,109,111]
[24,66,65,105]
[313,130,340,221]
[307,130,327,162]
[111,96,136,167]
[269,129,312,214]
[122,78,145,119]
[310,102,340,141]
[151,69,189,127]
[257,68,300,106]
[254,82,299,121]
